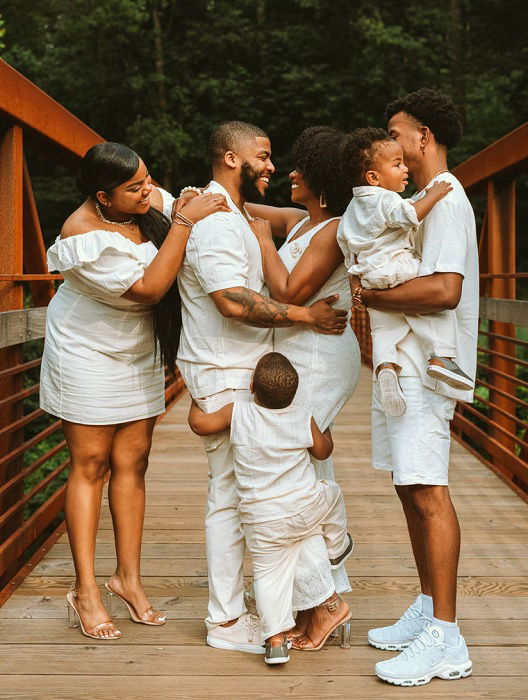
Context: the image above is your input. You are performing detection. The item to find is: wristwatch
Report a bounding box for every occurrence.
[352,285,366,310]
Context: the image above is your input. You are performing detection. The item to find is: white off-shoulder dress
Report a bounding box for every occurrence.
[273,217,362,608]
[40,194,173,425]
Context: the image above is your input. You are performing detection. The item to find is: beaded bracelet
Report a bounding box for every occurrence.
[179,186,202,197]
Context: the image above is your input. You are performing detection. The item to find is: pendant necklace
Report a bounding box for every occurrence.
[95,202,137,232]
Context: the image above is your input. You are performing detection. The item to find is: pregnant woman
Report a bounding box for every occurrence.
[246,126,361,649]
[40,142,228,639]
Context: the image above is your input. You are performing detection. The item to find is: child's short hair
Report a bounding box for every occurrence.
[253,352,299,409]
[348,127,393,187]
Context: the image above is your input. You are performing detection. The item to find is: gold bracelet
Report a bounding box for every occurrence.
[352,285,366,311]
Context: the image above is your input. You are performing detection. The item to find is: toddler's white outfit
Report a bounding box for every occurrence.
[337,186,457,371]
[231,399,350,640]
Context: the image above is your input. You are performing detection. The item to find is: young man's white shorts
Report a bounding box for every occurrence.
[371,377,456,485]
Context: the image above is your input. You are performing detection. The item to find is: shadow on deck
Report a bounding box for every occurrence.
[0,365,527,699]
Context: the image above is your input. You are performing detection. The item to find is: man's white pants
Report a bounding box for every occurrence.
[243,480,349,640]
[194,388,251,631]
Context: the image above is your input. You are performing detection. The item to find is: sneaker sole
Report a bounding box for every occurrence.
[378,369,406,417]
[207,636,265,654]
[376,660,473,686]
[265,655,290,665]
[426,366,474,391]
[368,637,410,651]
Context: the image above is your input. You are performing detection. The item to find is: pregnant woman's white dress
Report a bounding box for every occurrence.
[273,217,361,608]
[40,193,173,424]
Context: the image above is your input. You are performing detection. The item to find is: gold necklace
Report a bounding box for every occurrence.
[430,168,450,180]
[95,202,137,232]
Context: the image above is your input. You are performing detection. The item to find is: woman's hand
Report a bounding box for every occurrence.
[249,217,273,242]
[173,193,230,224]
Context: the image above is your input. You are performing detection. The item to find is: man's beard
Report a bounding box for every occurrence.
[240,161,264,201]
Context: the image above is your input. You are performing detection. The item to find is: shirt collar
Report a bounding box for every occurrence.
[206,180,244,216]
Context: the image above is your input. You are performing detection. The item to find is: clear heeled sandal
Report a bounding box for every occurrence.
[104,582,166,625]
[66,591,122,640]
[292,594,351,651]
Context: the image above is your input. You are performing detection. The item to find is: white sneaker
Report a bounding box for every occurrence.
[207,613,265,654]
[375,623,473,687]
[368,599,429,651]
[377,367,406,417]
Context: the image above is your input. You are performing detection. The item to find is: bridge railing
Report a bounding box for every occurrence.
[352,121,528,500]
[0,60,183,604]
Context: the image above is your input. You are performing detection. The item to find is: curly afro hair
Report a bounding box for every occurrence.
[291,126,355,215]
[345,127,393,187]
[384,88,462,150]
[253,352,299,409]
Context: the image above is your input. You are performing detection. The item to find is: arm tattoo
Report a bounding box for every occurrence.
[222,288,294,327]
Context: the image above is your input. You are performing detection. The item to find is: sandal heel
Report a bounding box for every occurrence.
[340,620,351,649]
[67,600,79,628]
[105,588,117,618]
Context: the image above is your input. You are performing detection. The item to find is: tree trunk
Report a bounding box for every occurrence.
[449,0,467,129]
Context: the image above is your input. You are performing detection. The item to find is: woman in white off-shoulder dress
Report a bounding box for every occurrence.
[40,142,228,640]
[246,126,360,650]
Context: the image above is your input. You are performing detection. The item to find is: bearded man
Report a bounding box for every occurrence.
[176,120,346,652]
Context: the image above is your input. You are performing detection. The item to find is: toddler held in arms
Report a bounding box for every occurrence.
[337,127,474,417]
[188,352,353,666]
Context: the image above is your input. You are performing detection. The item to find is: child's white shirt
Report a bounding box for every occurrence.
[337,186,420,288]
[230,400,320,524]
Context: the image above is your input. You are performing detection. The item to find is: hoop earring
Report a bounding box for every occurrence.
[319,193,327,208]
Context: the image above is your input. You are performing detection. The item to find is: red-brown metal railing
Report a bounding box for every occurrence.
[0,60,184,604]
[352,121,528,501]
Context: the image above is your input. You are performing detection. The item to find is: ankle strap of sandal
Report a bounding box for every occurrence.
[321,597,339,613]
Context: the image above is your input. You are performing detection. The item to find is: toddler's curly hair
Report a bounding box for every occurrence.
[346,127,393,187]
[253,352,299,409]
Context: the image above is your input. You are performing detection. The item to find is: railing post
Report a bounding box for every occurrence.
[486,177,517,478]
[22,160,55,307]
[0,125,25,576]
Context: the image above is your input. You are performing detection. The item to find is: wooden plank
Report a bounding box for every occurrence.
[0,308,47,349]
[3,594,528,620]
[2,616,527,647]
[453,119,528,191]
[0,643,526,676]
[47,542,528,560]
[1,675,526,700]
[479,297,527,325]
[13,575,528,599]
[0,59,103,164]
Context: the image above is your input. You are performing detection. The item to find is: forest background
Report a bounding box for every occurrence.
[1,0,527,245]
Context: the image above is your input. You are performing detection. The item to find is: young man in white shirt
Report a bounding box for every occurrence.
[351,90,478,686]
[176,121,347,653]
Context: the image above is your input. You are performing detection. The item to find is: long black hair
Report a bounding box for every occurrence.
[78,142,181,376]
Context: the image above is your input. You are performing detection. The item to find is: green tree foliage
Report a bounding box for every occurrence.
[2,0,527,197]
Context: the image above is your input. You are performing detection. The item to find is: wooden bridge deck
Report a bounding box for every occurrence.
[0,365,527,699]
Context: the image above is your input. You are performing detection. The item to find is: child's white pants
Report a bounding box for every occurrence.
[243,480,349,640]
[368,308,457,371]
